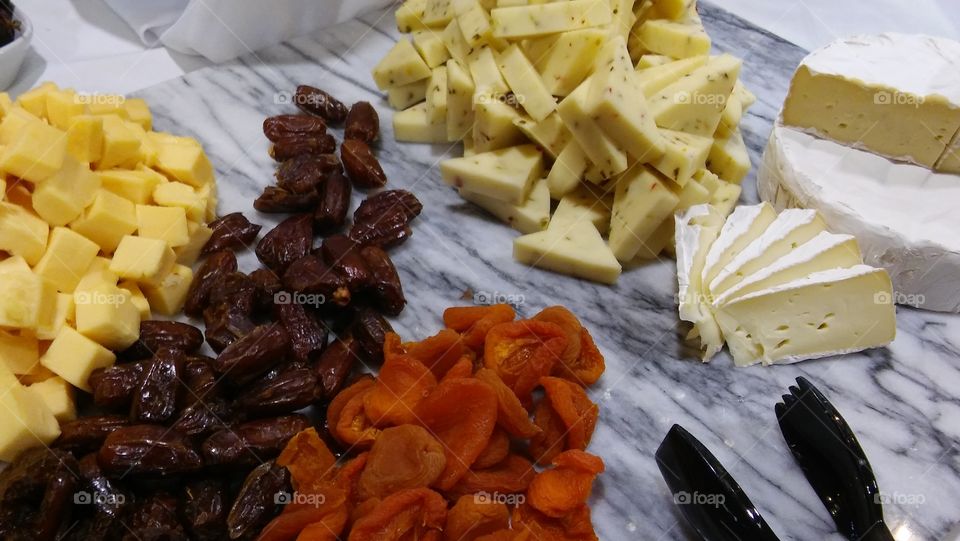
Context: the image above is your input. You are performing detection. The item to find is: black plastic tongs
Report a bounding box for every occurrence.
[776,377,894,541]
[656,377,895,541]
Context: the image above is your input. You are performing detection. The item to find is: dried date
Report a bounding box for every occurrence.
[236,363,318,417]
[341,139,387,189]
[276,153,340,194]
[98,425,202,478]
[354,189,423,224]
[281,254,350,307]
[123,492,186,541]
[360,246,406,315]
[201,415,310,468]
[256,214,314,274]
[226,461,289,540]
[204,271,258,352]
[171,398,233,439]
[352,307,394,365]
[185,250,238,317]
[131,348,184,424]
[202,212,262,255]
[180,479,228,541]
[295,85,348,123]
[320,234,372,291]
[314,171,352,233]
[263,114,326,142]
[314,335,360,400]
[121,320,204,361]
[250,268,284,312]
[77,454,130,534]
[254,186,319,213]
[270,133,336,161]
[55,415,130,456]
[89,361,147,410]
[211,323,291,386]
[345,101,379,143]
[276,301,328,363]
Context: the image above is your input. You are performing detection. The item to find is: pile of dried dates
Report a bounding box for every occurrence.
[0,86,423,540]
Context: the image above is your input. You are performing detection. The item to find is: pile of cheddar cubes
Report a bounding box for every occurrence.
[0,82,217,462]
[374,0,754,284]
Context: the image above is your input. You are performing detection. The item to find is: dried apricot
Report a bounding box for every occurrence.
[446,454,536,500]
[348,488,447,541]
[363,354,436,427]
[540,377,599,451]
[277,428,338,490]
[443,304,516,350]
[474,532,520,541]
[328,379,380,448]
[475,368,540,439]
[472,428,510,469]
[528,450,604,518]
[527,399,566,466]
[484,320,567,403]
[440,356,475,382]
[383,332,405,361]
[512,503,597,541]
[553,328,605,387]
[533,306,583,364]
[415,378,498,490]
[327,376,374,437]
[358,425,446,500]
[405,329,466,379]
[256,485,347,541]
[334,452,368,504]
[444,495,510,541]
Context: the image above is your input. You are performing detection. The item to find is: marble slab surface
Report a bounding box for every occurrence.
[136,5,960,539]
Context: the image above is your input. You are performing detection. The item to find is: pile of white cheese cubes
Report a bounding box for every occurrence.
[0,83,218,462]
[676,202,896,367]
[374,0,755,283]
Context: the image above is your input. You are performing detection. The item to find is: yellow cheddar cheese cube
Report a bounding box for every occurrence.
[0,202,49,265]
[142,264,193,316]
[75,257,120,294]
[110,235,176,285]
[45,89,87,130]
[69,189,138,253]
[136,204,190,247]
[32,227,101,293]
[16,362,57,386]
[174,221,213,266]
[27,376,76,422]
[0,330,40,375]
[4,183,34,211]
[14,82,58,118]
[119,280,151,320]
[75,284,141,351]
[0,107,40,145]
[96,114,142,170]
[40,326,115,392]
[154,141,214,187]
[0,262,56,331]
[36,292,74,341]
[0,369,61,462]
[97,168,165,204]
[153,181,206,222]
[66,115,104,163]
[123,98,152,130]
[84,95,127,117]
[32,154,101,226]
[0,92,13,116]
[0,120,68,183]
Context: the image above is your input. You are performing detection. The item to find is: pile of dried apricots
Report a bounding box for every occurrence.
[259,303,607,540]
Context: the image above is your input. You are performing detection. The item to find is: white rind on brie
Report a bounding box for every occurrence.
[675,204,724,360]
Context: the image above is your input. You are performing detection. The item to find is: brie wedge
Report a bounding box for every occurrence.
[675,204,725,360]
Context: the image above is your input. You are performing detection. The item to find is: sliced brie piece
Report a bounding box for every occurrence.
[701,202,777,290]
[713,232,863,306]
[675,204,725,360]
[714,265,896,366]
[709,208,826,298]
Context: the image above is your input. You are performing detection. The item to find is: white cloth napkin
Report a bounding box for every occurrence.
[103,0,394,63]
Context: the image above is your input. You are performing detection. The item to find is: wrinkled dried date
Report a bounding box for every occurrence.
[349,209,413,248]
[202,212,262,255]
[276,301,328,363]
[185,250,238,317]
[201,415,310,468]
[89,361,147,410]
[345,101,379,143]
[131,348,184,424]
[180,478,228,541]
[98,425,202,478]
[179,357,218,409]
[321,234,372,291]
[360,246,406,315]
[275,153,340,194]
[55,415,130,455]
[349,189,423,248]
[121,320,204,361]
[211,323,291,386]
[314,336,359,400]
[124,492,186,541]
[77,454,130,532]
[226,461,289,540]
[314,171,352,233]
[250,268,284,312]
[263,114,326,142]
[256,214,314,274]
[295,85,348,123]
[352,307,394,364]
[254,186,319,213]
[281,254,350,306]
[236,363,318,417]
[341,139,387,189]
[203,271,258,352]
[172,398,232,439]
[269,133,336,162]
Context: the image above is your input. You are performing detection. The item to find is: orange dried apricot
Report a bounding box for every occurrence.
[277,428,338,490]
[446,454,536,500]
[512,503,597,541]
[363,354,436,427]
[540,377,598,451]
[257,485,347,541]
[533,307,583,364]
[358,425,446,500]
[553,327,605,387]
[334,387,380,449]
[444,495,510,541]
[474,532,521,541]
[405,328,466,379]
[475,368,540,439]
[348,488,447,541]
[444,304,516,350]
[472,428,510,469]
[327,376,374,439]
[415,378,498,490]
[527,450,605,518]
[334,452,368,505]
[483,320,567,403]
[383,332,405,361]
[527,398,566,466]
[440,356,475,382]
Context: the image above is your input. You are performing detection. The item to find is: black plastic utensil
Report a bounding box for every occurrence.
[656,424,782,541]
[776,377,894,541]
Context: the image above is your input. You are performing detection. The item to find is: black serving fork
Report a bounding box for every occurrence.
[776,377,894,541]
[656,425,782,541]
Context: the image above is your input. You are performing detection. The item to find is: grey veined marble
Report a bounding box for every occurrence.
[136,3,960,539]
